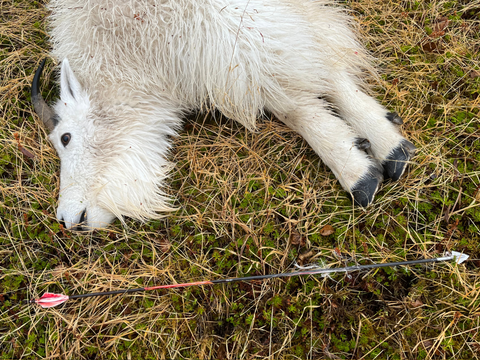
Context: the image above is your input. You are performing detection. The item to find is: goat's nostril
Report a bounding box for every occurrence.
[79,209,87,224]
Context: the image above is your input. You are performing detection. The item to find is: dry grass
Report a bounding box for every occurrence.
[1,0,480,359]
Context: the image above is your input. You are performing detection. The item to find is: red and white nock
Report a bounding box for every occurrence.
[33,293,70,308]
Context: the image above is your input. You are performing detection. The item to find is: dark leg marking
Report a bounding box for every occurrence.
[383,140,416,181]
[355,138,371,151]
[350,165,384,208]
[318,95,340,116]
[386,112,404,125]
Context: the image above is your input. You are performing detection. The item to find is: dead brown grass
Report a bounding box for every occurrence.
[1,0,480,359]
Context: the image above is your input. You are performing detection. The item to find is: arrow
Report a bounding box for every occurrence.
[32,251,468,309]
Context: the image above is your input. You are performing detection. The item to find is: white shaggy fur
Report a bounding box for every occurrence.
[43,0,410,229]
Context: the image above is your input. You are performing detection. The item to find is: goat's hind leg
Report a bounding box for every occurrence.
[271,98,383,207]
[329,73,416,181]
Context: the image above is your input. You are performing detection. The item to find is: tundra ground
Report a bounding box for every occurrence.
[1,0,480,359]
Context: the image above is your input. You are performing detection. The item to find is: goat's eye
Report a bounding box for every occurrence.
[61,133,71,146]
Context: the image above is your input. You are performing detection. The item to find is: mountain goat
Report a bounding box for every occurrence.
[32,0,416,229]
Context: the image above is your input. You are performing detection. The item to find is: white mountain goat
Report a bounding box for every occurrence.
[32,0,416,229]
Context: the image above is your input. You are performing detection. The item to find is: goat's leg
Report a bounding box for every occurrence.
[328,73,416,181]
[270,98,383,207]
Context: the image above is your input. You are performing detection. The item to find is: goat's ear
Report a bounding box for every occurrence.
[60,59,83,101]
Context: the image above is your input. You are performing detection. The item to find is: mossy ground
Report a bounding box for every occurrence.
[1,0,480,359]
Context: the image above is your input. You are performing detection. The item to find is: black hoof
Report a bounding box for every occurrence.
[386,112,403,125]
[383,140,416,181]
[351,166,383,208]
[355,138,371,151]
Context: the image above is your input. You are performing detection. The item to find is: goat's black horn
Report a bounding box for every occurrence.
[31,58,57,132]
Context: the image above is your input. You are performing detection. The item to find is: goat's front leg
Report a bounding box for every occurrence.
[271,98,383,207]
[328,73,416,181]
